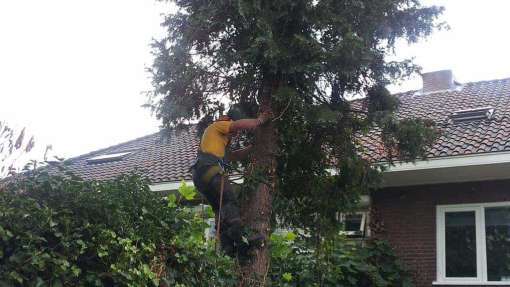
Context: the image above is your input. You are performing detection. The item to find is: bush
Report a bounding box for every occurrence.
[0,171,411,286]
[0,171,237,287]
[270,232,413,287]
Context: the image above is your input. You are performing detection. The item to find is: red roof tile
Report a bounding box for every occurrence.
[357,77,510,161]
[65,128,199,184]
[64,77,510,184]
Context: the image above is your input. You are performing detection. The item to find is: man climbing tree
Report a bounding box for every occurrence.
[148,0,443,285]
[191,106,270,257]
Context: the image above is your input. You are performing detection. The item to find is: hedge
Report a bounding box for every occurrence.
[0,170,411,286]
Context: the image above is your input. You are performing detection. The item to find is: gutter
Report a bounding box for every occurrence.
[381,151,510,187]
[383,151,510,172]
[149,177,243,192]
[150,151,510,192]
[149,181,193,192]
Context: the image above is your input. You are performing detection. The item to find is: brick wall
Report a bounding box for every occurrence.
[371,179,510,287]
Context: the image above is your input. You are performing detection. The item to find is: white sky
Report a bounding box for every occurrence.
[1,0,509,164]
[390,0,510,92]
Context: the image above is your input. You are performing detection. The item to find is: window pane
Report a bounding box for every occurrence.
[485,207,510,282]
[345,214,362,232]
[445,211,477,278]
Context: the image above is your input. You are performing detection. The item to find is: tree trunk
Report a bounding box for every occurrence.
[239,78,279,286]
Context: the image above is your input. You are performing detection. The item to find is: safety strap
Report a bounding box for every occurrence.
[192,150,229,185]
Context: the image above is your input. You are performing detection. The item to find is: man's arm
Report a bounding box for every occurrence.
[229,145,253,162]
[229,112,270,133]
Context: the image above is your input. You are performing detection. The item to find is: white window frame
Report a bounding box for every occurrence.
[86,151,133,164]
[435,201,510,285]
[338,212,367,237]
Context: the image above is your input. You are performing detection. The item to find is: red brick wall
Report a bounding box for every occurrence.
[371,179,510,287]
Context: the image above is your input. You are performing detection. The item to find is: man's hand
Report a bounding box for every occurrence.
[256,111,272,126]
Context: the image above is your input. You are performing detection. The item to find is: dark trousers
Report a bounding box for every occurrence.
[192,168,242,254]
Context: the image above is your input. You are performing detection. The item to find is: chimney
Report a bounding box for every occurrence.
[421,70,455,93]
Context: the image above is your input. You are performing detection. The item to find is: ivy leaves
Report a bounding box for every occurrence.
[0,172,234,286]
[178,181,197,201]
[166,181,197,208]
[270,232,413,287]
[1,170,415,286]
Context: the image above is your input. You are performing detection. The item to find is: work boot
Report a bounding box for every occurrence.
[236,233,266,260]
[221,241,236,257]
[247,234,265,247]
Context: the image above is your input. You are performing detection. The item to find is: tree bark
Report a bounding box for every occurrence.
[239,78,279,286]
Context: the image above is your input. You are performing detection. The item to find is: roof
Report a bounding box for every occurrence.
[359,77,510,161]
[63,77,510,184]
[64,128,199,184]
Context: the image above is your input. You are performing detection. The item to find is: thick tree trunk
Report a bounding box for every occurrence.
[239,79,279,286]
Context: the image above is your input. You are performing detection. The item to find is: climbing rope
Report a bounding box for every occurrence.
[215,174,226,252]
[271,95,293,123]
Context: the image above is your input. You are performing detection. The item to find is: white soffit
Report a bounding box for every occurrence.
[149,152,510,191]
[383,151,510,172]
[149,181,192,192]
[381,151,510,187]
[149,177,243,192]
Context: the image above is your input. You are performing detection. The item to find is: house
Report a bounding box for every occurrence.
[367,71,510,287]
[63,70,510,287]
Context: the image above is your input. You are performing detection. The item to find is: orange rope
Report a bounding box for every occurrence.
[215,175,225,252]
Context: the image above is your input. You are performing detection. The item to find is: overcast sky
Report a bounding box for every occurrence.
[1,0,509,164]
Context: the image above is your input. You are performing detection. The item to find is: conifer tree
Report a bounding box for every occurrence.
[148,0,443,284]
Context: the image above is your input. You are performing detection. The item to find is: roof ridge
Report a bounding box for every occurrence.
[67,131,162,162]
[463,76,510,85]
[391,76,510,98]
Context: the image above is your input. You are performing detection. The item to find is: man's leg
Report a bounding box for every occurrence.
[208,175,242,252]
[192,168,220,211]
[193,169,242,254]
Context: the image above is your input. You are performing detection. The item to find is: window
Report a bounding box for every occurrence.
[450,106,495,123]
[86,151,133,164]
[485,207,510,282]
[436,202,510,285]
[339,212,367,238]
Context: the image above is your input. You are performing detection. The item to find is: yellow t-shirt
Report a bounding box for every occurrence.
[200,120,233,158]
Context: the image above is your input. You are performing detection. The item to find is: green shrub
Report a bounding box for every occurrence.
[270,232,413,287]
[0,171,410,286]
[0,171,237,287]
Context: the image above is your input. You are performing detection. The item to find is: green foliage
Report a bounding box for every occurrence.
[1,172,412,286]
[148,0,443,236]
[0,171,237,287]
[270,232,413,287]
[177,180,197,201]
[0,121,36,178]
[148,0,444,126]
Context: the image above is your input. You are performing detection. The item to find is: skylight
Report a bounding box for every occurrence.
[450,107,495,123]
[86,151,132,164]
